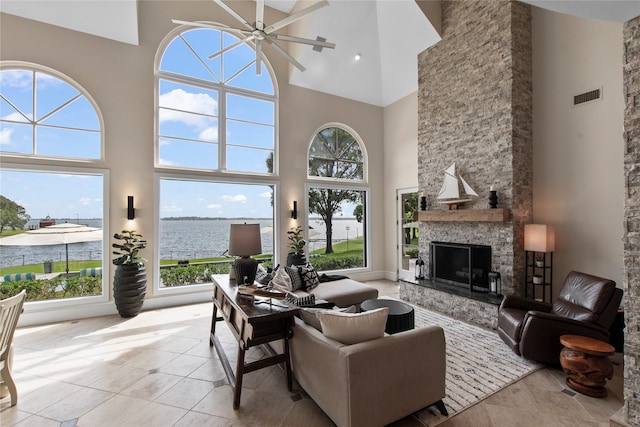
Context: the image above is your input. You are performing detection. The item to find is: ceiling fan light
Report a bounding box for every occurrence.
[354,53,361,61]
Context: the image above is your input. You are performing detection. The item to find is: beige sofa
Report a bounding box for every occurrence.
[293,277,379,308]
[289,316,447,427]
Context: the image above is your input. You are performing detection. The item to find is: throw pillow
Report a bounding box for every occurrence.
[299,305,358,332]
[255,264,276,285]
[316,307,389,345]
[298,264,320,291]
[285,292,316,306]
[285,266,305,291]
[270,266,292,292]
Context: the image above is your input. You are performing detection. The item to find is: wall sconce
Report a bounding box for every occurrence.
[127,196,135,220]
[291,200,297,219]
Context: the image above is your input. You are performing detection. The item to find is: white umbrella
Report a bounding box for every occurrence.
[403,221,420,229]
[0,223,103,274]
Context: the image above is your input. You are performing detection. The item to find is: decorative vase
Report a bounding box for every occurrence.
[533,275,543,284]
[113,264,147,318]
[286,253,306,267]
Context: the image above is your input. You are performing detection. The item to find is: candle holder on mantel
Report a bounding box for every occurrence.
[488,188,498,209]
[420,195,428,211]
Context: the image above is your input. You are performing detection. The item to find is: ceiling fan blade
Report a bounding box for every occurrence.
[255,39,263,75]
[255,0,265,31]
[265,39,305,72]
[207,35,255,60]
[172,20,252,34]
[271,33,336,49]
[211,0,254,31]
[264,0,329,35]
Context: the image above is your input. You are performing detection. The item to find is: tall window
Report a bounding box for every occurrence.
[156,27,276,173]
[155,27,278,289]
[0,65,102,159]
[307,125,368,271]
[0,63,107,305]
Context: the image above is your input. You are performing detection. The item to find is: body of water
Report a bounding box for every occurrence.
[0,218,362,269]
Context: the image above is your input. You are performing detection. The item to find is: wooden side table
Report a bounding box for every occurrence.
[559,334,615,398]
[210,275,299,409]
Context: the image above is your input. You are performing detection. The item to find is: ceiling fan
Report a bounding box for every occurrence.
[172,0,336,75]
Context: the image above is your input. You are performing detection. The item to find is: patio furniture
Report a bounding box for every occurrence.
[0,290,26,406]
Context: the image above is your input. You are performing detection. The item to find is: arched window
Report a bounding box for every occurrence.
[154,27,278,291]
[307,125,369,271]
[156,27,276,173]
[0,64,102,159]
[0,62,107,307]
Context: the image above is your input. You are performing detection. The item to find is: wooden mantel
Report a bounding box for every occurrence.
[418,208,510,223]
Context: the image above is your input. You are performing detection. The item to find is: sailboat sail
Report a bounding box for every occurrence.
[437,162,478,205]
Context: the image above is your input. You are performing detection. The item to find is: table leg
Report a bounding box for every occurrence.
[284,335,293,391]
[233,344,246,410]
[210,299,218,346]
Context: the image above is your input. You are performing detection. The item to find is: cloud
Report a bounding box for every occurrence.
[207,203,222,209]
[158,158,175,166]
[0,127,14,145]
[159,89,218,131]
[199,126,218,141]
[258,191,272,199]
[1,111,31,122]
[222,194,247,203]
[0,70,32,88]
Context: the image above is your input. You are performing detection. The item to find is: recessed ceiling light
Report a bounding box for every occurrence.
[354,53,361,61]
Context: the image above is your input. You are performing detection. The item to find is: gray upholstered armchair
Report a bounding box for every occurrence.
[498,271,622,365]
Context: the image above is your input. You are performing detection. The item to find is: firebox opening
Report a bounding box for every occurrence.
[430,241,491,292]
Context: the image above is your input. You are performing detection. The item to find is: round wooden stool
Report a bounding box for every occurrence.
[559,334,615,398]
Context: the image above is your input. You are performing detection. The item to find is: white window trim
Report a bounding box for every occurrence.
[307,122,368,184]
[153,24,279,175]
[0,61,105,163]
[305,182,371,275]
[153,172,280,296]
[0,162,110,311]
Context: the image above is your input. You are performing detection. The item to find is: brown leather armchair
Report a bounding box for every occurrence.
[498,271,622,365]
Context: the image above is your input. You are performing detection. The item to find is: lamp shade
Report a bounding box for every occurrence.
[228,223,262,257]
[524,224,555,252]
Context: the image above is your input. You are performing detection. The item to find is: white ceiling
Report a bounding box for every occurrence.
[1,0,639,107]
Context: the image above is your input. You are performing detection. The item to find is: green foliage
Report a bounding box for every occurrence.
[112,230,147,266]
[0,276,102,300]
[310,256,363,271]
[0,195,30,233]
[406,248,419,258]
[287,226,306,255]
[160,262,231,286]
[353,204,363,223]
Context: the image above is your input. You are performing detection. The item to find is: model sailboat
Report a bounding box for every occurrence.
[437,163,479,210]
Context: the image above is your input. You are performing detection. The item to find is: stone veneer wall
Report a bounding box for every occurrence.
[405,0,532,326]
[623,15,640,427]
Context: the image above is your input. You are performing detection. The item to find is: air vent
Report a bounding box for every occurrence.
[312,36,327,52]
[573,88,602,106]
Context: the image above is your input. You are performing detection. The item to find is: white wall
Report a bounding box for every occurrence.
[382,92,419,279]
[532,7,625,295]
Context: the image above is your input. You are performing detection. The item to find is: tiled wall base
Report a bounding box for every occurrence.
[400,281,499,330]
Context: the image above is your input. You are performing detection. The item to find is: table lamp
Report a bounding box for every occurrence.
[229,223,262,284]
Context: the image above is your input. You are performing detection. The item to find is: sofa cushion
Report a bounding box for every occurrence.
[316,307,389,344]
[298,264,320,291]
[308,278,379,308]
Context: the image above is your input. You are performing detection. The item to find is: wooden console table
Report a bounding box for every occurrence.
[210,274,299,409]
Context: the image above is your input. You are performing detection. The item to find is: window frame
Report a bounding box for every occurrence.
[306,123,370,273]
[154,25,279,176]
[153,172,280,296]
[0,61,105,162]
[0,162,110,309]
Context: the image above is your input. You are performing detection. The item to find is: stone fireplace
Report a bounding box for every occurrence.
[399,1,533,329]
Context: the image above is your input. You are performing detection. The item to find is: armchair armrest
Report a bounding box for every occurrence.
[500,295,552,313]
[519,310,612,365]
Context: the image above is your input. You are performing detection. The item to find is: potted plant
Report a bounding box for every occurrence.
[286,226,307,266]
[112,230,147,318]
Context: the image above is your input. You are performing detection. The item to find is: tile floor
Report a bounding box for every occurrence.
[0,280,623,427]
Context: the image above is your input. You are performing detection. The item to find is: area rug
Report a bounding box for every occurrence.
[398,300,542,426]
